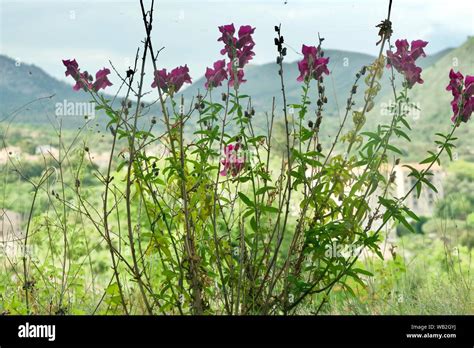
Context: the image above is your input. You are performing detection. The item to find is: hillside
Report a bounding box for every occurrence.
[0,44,455,131]
[371,37,474,160]
[0,55,91,126]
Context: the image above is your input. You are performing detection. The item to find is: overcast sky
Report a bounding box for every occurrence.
[1,0,473,92]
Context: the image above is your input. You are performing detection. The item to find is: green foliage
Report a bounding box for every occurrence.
[0,1,471,316]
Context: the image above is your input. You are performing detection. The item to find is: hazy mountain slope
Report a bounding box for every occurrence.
[0,43,456,130]
[372,37,474,160]
[182,49,377,115]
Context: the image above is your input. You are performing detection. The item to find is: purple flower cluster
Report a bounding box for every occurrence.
[386,39,428,88]
[63,59,112,92]
[446,69,474,124]
[220,143,246,176]
[205,60,228,90]
[151,65,192,95]
[205,24,256,90]
[296,44,330,82]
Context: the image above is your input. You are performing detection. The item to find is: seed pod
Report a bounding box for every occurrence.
[389,172,396,183]
[366,100,375,112]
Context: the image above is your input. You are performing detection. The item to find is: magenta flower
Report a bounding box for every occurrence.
[220,143,246,177]
[446,69,474,124]
[227,62,246,88]
[296,44,330,82]
[213,23,255,89]
[237,45,255,68]
[93,68,113,91]
[151,69,168,90]
[218,24,236,50]
[237,25,256,49]
[386,39,428,88]
[62,59,113,92]
[63,59,79,78]
[151,65,192,95]
[205,60,228,90]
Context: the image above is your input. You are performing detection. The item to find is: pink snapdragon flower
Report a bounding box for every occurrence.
[220,143,246,177]
[218,24,237,52]
[446,69,474,124]
[296,44,330,82]
[227,62,246,88]
[205,60,228,89]
[210,23,255,90]
[62,59,113,92]
[151,65,192,95]
[386,39,428,88]
[93,68,113,91]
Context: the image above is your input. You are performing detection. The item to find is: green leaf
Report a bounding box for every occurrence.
[255,186,275,195]
[238,192,254,207]
[385,144,403,155]
[352,268,374,277]
[260,205,279,214]
[250,216,258,232]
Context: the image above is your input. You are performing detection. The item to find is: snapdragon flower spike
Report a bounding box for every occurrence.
[151,65,192,95]
[205,59,228,90]
[296,44,330,82]
[220,143,246,177]
[386,39,428,88]
[215,23,255,89]
[62,59,113,92]
[446,69,474,124]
